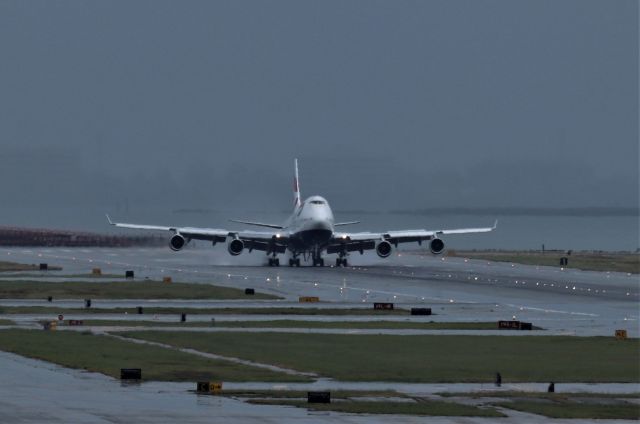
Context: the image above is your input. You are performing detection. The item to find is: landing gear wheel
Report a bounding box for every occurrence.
[319,258,324,267]
[336,258,341,267]
[342,259,348,267]
[295,258,301,267]
[289,258,294,267]
[274,258,280,267]
[268,258,273,267]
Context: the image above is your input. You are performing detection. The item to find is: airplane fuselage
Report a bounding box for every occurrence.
[284,195,334,254]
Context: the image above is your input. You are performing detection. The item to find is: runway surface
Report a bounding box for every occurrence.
[1,247,637,337]
[0,246,638,423]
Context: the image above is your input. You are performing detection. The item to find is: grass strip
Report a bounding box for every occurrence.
[495,400,640,419]
[0,273,125,279]
[120,332,640,383]
[0,261,62,272]
[438,391,640,399]
[81,320,517,330]
[0,319,14,325]
[447,250,639,274]
[0,329,309,382]
[0,281,279,300]
[218,389,402,399]
[248,399,505,417]
[0,306,407,315]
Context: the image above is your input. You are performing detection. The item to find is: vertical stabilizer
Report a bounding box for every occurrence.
[293,159,301,209]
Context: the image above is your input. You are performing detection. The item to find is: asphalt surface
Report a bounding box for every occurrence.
[0,246,638,423]
[2,247,638,337]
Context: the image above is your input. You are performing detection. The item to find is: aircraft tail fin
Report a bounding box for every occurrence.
[293,158,301,209]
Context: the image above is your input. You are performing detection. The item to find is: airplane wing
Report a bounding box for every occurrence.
[229,219,283,229]
[107,215,288,253]
[327,221,497,254]
[334,221,360,227]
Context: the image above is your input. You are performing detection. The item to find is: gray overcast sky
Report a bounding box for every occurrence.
[0,0,637,217]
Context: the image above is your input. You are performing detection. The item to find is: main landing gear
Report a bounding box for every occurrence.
[288,257,301,267]
[268,257,280,267]
[335,257,348,267]
[312,257,325,267]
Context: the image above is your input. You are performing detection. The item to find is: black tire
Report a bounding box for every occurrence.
[274,258,280,267]
[319,258,324,267]
[289,259,294,267]
[343,259,348,267]
[295,259,301,267]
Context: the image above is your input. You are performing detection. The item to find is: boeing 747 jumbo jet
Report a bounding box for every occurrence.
[107,160,496,267]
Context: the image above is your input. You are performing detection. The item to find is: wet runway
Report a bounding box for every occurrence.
[1,247,638,337]
[1,246,638,422]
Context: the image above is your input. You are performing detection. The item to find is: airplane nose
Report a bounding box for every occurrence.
[307,219,332,232]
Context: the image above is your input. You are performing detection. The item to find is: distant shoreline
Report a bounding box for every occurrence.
[387,207,639,217]
[171,207,639,217]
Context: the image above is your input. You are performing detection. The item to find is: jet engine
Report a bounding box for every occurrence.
[430,238,445,255]
[227,238,244,256]
[169,234,186,251]
[376,240,392,258]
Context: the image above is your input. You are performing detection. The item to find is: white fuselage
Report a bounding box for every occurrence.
[283,195,335,253]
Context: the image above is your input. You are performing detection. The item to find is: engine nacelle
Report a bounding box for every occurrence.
[227,238,244,256]
[169,234,186,251]
[376,240,392,258]
[430,238,445,255]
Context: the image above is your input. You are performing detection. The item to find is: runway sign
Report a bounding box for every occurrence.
[197,382,223,393]
[615,329,628,340]
[120,368,142,380]
[299,296,320,303]
[308,391,330,403]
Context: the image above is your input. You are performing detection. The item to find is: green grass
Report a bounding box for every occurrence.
[219,320,515,330]
[0,329,308,382]
[448,250,640,274]
[81,319,520,330]
[0,306,406,315]
[495,400,640,419]
[0,273,121,279]
[0,319,14,325]
[218,389,402,399]
[0,281,279,300]
[438,391,640,399]
[120,332,640,383]
[248,399,505,417]
[0,261,62,272]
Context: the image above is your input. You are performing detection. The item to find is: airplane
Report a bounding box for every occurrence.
[107,159,496,267]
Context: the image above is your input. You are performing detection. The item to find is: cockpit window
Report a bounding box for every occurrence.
[310,200,325,205]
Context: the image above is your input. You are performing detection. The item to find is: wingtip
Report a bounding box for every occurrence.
[106,214,113,225]
[493,219,498,229]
